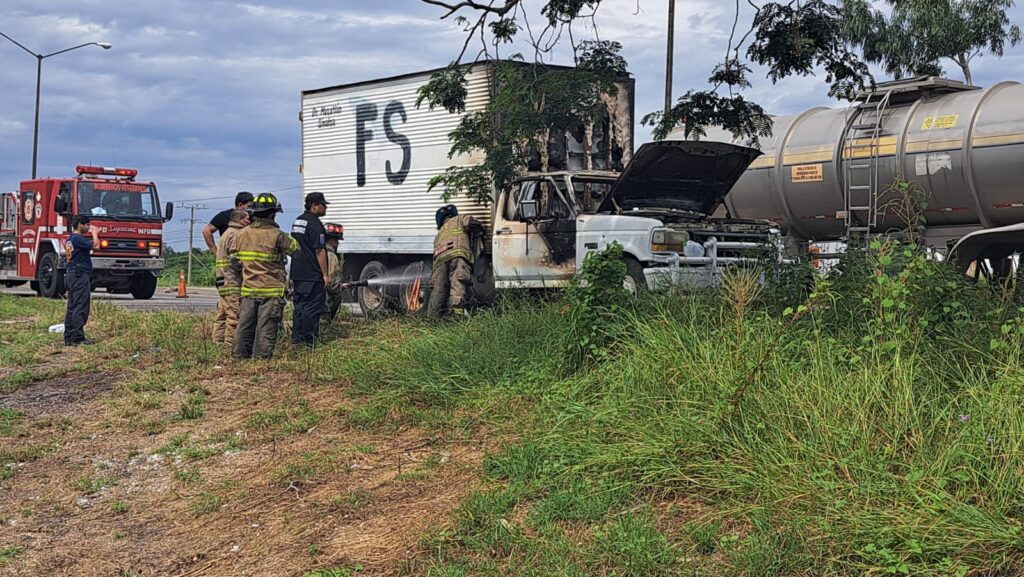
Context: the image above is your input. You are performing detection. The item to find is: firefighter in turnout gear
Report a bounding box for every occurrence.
[321,222,345,325]
[428,204,482,318]
[232,193,299,359]
[213,208,250,347]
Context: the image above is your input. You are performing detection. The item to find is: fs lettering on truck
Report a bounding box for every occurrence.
[0,165,174,299]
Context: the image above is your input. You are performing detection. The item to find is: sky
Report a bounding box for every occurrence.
[3,0,1024,249]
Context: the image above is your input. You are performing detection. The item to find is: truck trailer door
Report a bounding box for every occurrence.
[492,178,576,288]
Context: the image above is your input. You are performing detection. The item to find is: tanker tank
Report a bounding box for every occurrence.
[673,77,1024,249]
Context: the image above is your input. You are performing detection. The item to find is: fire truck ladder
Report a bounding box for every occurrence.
[842,89,892,237]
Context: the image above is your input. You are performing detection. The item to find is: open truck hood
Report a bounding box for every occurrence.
[598,140,762,216]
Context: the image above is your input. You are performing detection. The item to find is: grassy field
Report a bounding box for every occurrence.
[1,242,1023,576]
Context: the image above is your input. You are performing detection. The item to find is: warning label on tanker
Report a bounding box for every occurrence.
[791,164,823,183]
[921,114,959,130]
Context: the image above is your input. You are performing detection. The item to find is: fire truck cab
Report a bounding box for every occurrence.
[0,166,174,299]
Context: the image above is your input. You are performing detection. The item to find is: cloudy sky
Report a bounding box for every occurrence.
[3,0,1024,248]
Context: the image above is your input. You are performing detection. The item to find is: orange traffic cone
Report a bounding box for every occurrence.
[176,270,188,298]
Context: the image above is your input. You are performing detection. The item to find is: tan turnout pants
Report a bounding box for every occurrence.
[213,293,241,346]
[428,257,472,318]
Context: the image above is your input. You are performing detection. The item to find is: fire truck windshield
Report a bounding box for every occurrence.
[76,182,160,221]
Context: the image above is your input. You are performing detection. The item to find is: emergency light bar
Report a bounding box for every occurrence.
[76,165,138,179]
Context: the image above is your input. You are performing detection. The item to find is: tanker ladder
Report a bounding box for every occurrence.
[842,88,893,239]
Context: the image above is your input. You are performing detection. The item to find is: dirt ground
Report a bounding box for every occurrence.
[0,354,484,576]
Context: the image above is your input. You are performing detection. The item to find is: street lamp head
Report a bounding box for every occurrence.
[96,42,112,49]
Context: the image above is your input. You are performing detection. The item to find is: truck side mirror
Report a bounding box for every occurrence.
[164,202,174,222]
[53,197,67,214]
[519,199,539,221]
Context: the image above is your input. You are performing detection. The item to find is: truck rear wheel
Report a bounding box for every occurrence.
[400,261,431,315]
[131,273,158,300]
[37,252,66,299]
[357,261,393,317]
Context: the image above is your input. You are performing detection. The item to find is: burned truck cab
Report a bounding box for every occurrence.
[491,141,785,290]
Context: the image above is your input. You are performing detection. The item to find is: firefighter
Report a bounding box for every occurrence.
[321,222,344,325]
[212,208,250,347]
[232,193,298,359]
[290,192,331,346]
[63,216,99,346]
[428,204,481,318]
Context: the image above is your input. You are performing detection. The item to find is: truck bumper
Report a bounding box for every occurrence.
[643,240,784,290]
[91,257,164,274]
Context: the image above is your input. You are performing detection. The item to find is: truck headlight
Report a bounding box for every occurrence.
[148,247,160,257]
[651,228,690,253]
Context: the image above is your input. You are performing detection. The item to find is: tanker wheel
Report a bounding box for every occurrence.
[357,261,394,317]
[131,273,158,300]
[400,261,431,316]
[37,252,66,299]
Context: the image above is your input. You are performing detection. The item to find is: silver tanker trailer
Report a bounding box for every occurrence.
[677,76,1024,278]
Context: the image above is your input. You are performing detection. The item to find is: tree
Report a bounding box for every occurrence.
[842,0,1022,85]
[416,1,630,203]
[418,0,1019,200]
[420,0,876,162]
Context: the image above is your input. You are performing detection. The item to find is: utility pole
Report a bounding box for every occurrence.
[178,203,206,286]
[665,0,676,115]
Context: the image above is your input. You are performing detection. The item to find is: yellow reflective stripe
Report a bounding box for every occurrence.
[435,249,471,264]
[236,251,279,262]
[215,259,231,267]
[437,228,464,241]
[218,286,241,295]
[241,286,285,297]
[288,237,299,253]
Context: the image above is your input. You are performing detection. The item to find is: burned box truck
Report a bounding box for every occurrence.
[300,63,782,315]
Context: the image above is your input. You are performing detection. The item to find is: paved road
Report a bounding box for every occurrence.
[0,286,220,312]
[0,286,362,315]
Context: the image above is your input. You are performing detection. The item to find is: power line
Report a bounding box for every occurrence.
[163,184,302,204]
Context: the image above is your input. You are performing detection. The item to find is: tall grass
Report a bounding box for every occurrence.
[334,245,1024,575]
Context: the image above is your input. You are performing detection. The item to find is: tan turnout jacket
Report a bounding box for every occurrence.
[232,217,299,298]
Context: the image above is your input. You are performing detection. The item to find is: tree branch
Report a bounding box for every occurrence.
[422,0,521,19]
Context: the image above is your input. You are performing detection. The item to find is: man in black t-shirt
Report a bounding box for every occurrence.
[203,191,254,251]
[64,216,100,346]
[290,192,330,346]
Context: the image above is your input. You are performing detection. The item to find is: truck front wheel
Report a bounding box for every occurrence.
[37,252,66,299]
[131,273,158,300]
[623,257,647,294]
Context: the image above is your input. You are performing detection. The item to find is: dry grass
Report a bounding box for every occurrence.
[0,301,485,577]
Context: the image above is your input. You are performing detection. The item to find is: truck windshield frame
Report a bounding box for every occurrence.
[568,176,615,214]
[75,181,161,221]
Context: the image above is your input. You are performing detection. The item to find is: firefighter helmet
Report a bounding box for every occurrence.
[324,222,344,240]
[250,193,283,216]
[435,204,458,229]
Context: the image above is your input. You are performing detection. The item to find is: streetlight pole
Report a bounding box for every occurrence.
[665,0,676,116]
[0,32,111,179]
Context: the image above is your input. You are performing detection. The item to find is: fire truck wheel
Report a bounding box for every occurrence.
[131,273,158,300]
[37,252,66,299]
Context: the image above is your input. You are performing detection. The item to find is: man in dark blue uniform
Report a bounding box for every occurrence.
[290,192,330,346]
[64,216,99,346]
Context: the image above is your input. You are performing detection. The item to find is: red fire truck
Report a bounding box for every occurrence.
[0,165,173,299]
